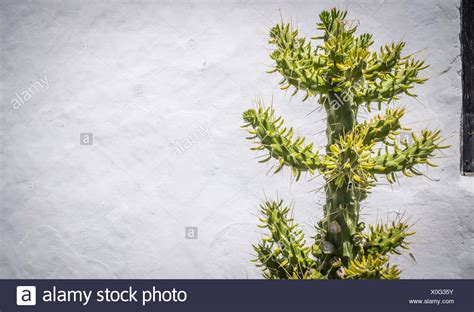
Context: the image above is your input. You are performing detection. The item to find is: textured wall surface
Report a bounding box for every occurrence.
[1,0,473,278]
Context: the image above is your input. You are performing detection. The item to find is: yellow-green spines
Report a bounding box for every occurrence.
[369,129,447,179]
[242,8,448,279]
[269,23,329,98]
[253,200,324,279]
[364,222,414,256]
[344,254,401,279]
[242,107,322,180]
[355,106,406,144]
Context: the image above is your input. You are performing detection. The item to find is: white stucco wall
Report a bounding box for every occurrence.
[1,0,472,278]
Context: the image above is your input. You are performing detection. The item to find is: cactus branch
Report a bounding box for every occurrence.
[355,106,406,144]
[242,106,323,180]
[368,129,448,179]
[253,200,323,279]
[344,254,401,279]
[363,222,415,256]
[269,23,328,99]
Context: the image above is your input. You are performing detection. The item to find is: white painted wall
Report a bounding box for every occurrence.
[1,0,472,278]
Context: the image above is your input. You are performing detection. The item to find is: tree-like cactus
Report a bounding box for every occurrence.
[242,9,448,279]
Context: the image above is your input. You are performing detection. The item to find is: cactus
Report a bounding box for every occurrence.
[242,9,448,279]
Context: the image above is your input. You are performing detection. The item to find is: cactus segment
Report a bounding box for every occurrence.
[242,106,322,179]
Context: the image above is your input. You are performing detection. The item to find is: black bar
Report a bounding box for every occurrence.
[461,0,474,174]
[0,280,473,311]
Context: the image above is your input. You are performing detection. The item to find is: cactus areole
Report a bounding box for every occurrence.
[242,9,448,279]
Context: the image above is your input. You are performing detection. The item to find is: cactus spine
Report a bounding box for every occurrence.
[242,9,448,279]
